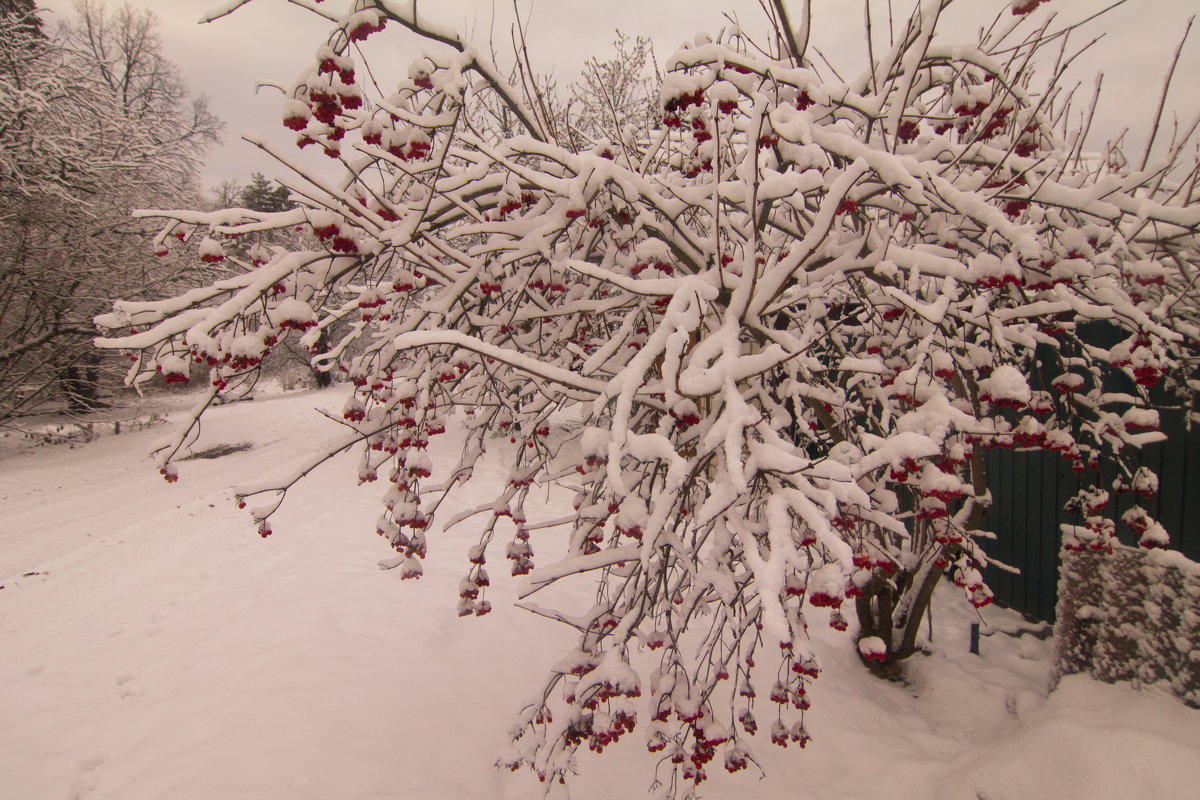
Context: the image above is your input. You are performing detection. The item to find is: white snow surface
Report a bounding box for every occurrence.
[1,387,1196,800]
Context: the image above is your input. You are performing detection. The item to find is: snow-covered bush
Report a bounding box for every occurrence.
[96,0,1199,792]
[1056,546,1200,707]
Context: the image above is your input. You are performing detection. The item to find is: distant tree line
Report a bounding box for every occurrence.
[0,0,221,423]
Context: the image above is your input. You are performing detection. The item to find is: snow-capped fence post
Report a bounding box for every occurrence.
[1054,545,1200,707]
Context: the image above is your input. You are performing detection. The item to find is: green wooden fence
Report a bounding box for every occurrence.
[982,408,1200,622]
[980,320,1199,622]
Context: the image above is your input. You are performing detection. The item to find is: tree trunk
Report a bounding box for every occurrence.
[312,330,332,388]
[60,351,107,412]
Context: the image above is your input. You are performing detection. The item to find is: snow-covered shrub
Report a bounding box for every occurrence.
[96,0,1199,792]
[1055,546,1200,707]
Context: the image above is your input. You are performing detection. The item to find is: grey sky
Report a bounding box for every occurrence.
[34,0,1200,190]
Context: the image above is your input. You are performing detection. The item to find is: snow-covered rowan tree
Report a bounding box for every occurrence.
[96,0,1199,793]
[0,0,220,424]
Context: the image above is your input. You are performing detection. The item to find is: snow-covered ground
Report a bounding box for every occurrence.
[1,387,1196,800]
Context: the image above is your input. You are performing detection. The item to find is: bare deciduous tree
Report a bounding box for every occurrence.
[0,0,220,423]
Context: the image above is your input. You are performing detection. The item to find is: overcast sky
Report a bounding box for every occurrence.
[33,0,1200,192]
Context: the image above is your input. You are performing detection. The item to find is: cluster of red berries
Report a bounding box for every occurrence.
[671,410,701,431]
[896,119,920,142]
[275,316,315,333]
[506,533,534,576]
[1002,199,1030,218]
[348,15,385,42]
[888,457,921,483]
[630,261,674,277]
[387,138,431,162]
[662,89,705,127]
[808,590,843,609]
[1012,0,1049,15]
[318,58,354,86]
[770,719,812,748]
[974,272,1021,290]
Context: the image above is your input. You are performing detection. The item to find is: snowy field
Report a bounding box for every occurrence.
[1,387,1197,800]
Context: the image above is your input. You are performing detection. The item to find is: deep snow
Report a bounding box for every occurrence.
[1,387,1196,800]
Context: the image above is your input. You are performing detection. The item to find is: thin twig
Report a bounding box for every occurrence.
[1140,16,1193,171]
